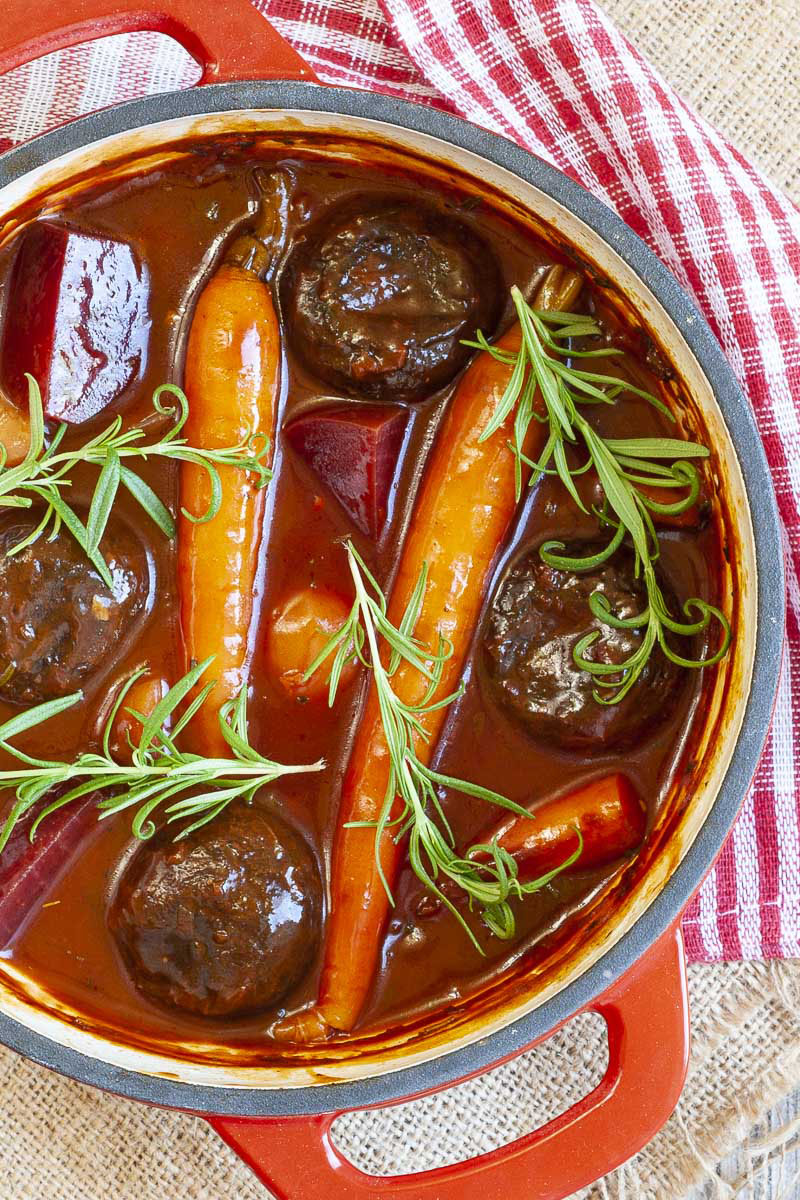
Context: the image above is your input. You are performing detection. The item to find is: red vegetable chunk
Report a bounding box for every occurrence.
[285,404,408,538]
[0,221,150,423]
[0,796,99,947]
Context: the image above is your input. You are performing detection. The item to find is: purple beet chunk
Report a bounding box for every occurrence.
[285,404,409,538]
[0,221,150,423]
[0,795,99,948]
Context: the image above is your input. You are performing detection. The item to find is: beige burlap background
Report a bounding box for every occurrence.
[1,2,798,1197]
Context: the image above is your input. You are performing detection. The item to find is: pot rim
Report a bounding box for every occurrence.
[0,80,785,1117]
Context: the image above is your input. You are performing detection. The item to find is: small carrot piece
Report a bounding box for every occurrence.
[178,176,287,754]
[266,586,357,702]
[485,774,646,879]
[0,390,29,465]
[276,266,584,1042]
[109,673,169,763]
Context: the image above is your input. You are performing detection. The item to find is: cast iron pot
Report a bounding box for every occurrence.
[0,1,785,1197]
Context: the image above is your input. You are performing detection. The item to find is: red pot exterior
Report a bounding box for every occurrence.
[210,926,688,1200]
[0,0,317,85]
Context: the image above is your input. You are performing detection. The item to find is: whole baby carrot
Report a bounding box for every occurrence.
[178,175,287,754]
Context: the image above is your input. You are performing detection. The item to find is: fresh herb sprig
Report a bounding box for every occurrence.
[0,377,271,586]
[467,286,731,704]
[306,540,580,950]
[0,657,323,855]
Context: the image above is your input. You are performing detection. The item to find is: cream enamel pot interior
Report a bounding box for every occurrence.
[0,9,785,1197]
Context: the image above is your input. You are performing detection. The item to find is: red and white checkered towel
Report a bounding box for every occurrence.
[0,0,796,963]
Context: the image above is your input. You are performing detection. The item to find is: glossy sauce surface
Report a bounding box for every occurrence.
[0,141,721,1053]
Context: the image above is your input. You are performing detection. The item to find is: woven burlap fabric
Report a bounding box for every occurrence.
[1,2,799,1197]
[603,0,800,204]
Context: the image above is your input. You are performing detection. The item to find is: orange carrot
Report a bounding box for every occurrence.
[178,177,286,754]
[276,266,584,1041]
[484,774,645,879]
[0,391,29,465]
[109,673,169,763]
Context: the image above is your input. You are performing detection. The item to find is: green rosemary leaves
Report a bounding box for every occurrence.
[469,285,731,703]
[0,657,323,856]
[0,377,271,586]
[307,540,579,948]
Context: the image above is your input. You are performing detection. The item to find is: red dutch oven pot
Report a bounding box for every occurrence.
[0,3,785,1198]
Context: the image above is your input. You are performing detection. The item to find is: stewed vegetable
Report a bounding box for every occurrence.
[0,221,150,424]
[480,774,646,878]
[0,137,731,1054]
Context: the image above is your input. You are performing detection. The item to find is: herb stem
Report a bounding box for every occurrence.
[309,540,577,949]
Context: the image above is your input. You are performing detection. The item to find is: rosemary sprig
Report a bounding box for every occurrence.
[307,540,580,950]
[0,377,271,586]
[0,657,323,855]
[468,286,731,704]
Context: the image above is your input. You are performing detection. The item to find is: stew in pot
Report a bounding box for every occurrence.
[0,136,731,1056]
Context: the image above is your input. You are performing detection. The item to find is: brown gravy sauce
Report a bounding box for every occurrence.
[0,137,726,1062]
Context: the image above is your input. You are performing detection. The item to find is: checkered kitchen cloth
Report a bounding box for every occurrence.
[0,0,797,963]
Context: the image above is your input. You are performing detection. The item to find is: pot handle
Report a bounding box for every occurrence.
[210,926,688,1200]
[0,0,317,87]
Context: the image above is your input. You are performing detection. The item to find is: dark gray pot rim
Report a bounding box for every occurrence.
[0,81,785,1118]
